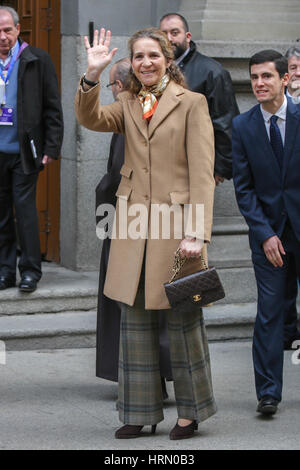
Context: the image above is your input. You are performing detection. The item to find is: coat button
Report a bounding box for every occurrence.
[143,168,149,173]
[144,195,149,200]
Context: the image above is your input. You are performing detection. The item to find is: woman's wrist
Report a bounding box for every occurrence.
[185,235,196,241]
[85,67,102,83]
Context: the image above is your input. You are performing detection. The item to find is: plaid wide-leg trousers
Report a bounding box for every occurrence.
[118,287,217,425]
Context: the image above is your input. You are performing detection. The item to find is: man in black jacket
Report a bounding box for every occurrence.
[0,6,63,292]
[160,13,239,184]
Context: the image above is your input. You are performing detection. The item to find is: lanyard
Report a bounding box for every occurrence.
[0,42,28,105]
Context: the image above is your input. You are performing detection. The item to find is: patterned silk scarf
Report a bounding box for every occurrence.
[138,74,170,120]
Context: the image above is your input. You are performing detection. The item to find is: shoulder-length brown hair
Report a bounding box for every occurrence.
[128,27,187,94]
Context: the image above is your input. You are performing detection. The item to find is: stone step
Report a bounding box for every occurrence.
[0,260,257,315]
[0,303,258,351]
[216,266,257,304]
[0,264,257,314]
[0,264,99,316]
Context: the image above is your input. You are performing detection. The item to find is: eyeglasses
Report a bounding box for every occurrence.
[106,81,117,88]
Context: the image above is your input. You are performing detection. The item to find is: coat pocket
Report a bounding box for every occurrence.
[116,180,132,200]
[120,164,133,179]
[26,122,44,170]
[169,191,190,205]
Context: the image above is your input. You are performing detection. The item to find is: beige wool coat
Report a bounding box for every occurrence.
[75,79,215,309]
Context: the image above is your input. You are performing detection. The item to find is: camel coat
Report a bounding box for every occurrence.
[75,80,215,309]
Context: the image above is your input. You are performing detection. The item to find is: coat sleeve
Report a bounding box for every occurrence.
[75,81,125,134]
[232,118,275,245]
[185,93,215,242]
[41,52,64,158]
[207,69,239,180]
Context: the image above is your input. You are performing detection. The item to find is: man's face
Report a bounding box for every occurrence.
[287,55,300,95]
[0,11,20,58]
[250,62,289,106]
[160,16,191,60]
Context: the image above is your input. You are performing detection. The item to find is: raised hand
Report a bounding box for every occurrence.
[84,28,118,82]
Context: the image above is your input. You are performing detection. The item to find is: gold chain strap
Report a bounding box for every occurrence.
[169,248,208,283]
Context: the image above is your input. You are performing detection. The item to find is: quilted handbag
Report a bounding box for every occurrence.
[164,248,225,314]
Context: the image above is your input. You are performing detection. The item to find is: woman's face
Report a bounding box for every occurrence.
[131,37,170,87]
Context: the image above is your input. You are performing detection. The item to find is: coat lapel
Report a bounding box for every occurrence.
[127,98,148,141]
[17,40,38,79]
[282,101,300,181]
[148,81,183,139]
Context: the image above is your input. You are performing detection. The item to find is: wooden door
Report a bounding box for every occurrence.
[0,0,61,261]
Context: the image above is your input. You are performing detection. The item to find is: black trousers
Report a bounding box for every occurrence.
[252,221,300,401]
[0,154,41,280]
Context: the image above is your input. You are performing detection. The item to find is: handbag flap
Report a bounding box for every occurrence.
[164,266,225,306]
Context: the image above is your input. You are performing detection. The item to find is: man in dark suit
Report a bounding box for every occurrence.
[285,46,300,103]
[0,6,63,293]
[282,46,300,349]
[232,50,300,415]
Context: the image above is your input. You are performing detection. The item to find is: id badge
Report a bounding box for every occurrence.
[0,106,14,126]
[0,77,5,106]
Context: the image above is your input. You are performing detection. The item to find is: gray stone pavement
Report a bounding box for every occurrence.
[0,341,299,451]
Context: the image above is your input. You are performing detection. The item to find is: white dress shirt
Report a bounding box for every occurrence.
[175,47,190,65]
[0,41,19,69]
[260,96,287,145]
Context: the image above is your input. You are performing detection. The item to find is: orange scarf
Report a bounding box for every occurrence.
[138,75,170,120]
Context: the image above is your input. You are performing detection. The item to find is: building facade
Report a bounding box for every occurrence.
[2,0,300,303]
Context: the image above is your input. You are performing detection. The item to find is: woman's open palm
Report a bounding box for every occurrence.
[84,28,118,78]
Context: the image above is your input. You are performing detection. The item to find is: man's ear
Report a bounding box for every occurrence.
[282,73,290,87]
[186,32,192,45]
[116,79,123,92]
[16,23,21,37]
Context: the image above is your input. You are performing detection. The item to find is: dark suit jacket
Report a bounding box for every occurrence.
[232,99,300,253]
[17,39,64,174]
[179,40,239,179]
[95,133,124,224]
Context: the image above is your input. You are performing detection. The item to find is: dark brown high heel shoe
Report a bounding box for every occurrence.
[115,424,157,439]
[169,420,198,440]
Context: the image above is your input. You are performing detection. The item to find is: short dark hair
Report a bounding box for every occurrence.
[249,50,288,78]
[113,58,131,89]
[159,13,189,33]
[285,46,300,60]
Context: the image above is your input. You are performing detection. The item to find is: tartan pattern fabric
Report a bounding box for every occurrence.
[118,287,217,425]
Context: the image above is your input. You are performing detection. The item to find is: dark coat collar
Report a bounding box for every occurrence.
[251,98,300,181]
[18,38,38,63]
[180,40,197,67]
